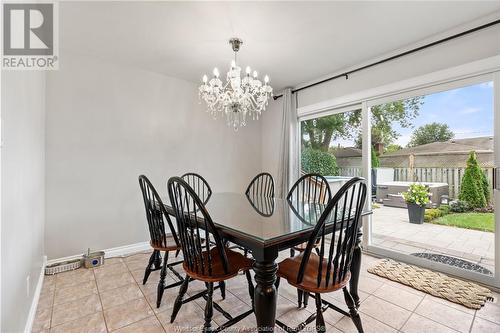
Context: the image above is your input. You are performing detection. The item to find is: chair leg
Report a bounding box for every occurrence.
[303,291,309,307]
[315,293,326,333]
[343,287,364,333]
[156,251,169,308]
[297,289,303,308]
[290,248,295,257]
[170,275,190,323]
[219,281,226,300]
[153,250,162,269]
[204,282,214,333]
[143,250,156,285]
[245,270,255,309]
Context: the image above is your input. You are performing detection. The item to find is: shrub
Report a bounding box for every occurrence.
[449,200,471,213]
[301,147,339,176]
[371,146,380,168]
[473,206,494,213]
[438,205,450,215]
[459,151,487,208]
[424,208,443,222]
[481,170,490,204]
[402,183,430,207]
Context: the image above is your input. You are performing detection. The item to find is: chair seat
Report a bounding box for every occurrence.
[278,253,350,293]
[184,248,253,282]
[293,241,319,252]
[150,235,180,252]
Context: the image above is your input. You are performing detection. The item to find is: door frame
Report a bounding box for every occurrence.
[296,56,500,288]
[363,73,498,288]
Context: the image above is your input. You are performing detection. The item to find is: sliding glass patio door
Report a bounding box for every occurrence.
[298,105,363,192]
[297,72,499,287]
[363,74,499,288]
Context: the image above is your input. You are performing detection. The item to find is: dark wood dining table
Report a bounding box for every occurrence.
[164,192,371,332]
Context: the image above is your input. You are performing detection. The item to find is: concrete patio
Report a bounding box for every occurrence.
[371,206,495,274]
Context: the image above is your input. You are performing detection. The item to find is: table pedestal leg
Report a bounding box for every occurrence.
[254,260,278,332]
[350,226,362,308]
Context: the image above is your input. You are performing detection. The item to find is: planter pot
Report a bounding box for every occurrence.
[407,203,425,224]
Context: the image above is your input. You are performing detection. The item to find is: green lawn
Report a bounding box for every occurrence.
[428,213,494,232]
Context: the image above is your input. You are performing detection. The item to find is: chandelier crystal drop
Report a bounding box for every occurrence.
[199,38,273,131]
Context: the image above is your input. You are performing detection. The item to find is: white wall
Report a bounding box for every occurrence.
[262,25,500,174]
[1,71,46,332]
[297,25,500,108]
[45,53,262,260]
[261,99,282,181]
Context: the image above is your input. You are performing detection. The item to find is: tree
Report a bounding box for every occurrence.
[301,112,358,152]
[459,151,487,208]
[385,144,403,154]
[407,122,454,147]
[353,97,423,149]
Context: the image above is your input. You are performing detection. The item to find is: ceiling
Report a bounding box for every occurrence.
[59,1,500,91]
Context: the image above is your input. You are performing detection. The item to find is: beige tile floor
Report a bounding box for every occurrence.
[33,251,500,333]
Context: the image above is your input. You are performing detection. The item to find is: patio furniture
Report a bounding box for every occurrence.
[276,177,368,333]
[167,177,255,332]
[376,181,449,208]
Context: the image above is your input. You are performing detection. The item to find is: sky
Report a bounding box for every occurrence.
[391,81,494,147]
[330,81,494,148]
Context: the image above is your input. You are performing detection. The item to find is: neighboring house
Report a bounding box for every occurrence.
[332,147,362,168]
[379,136,494,168]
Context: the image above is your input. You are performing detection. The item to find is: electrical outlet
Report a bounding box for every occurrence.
[26,275,30,298]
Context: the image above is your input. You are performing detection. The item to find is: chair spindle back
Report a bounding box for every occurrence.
[245,172,275,198]
[138,175,179,248]
[181,173,212,205]
[167,176,229,277]
[287,173,332,206]
[296,177,367,289]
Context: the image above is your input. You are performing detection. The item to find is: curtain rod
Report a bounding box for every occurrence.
[273,18,500,100]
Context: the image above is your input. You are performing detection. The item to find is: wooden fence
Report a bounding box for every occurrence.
[338,167,494,200]
[394,167,494,199]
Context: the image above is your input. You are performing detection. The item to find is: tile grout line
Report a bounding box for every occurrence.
[468,310,477,333]
[399,291,427,332]
[411,295,472,333]
[123,252,169,333]
[92,267,111,333]
[43,272,102,331]
[47,277,56,331]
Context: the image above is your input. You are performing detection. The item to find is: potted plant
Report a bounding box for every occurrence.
[402,183,430,224]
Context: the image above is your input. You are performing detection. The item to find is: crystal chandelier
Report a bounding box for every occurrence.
[199,38,273,131]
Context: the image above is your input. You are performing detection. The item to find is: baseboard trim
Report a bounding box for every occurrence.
[24,255,47,333]
[46,241,151,266]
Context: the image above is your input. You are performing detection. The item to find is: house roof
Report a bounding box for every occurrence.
[382,136,493,157]
[332,147,362,158]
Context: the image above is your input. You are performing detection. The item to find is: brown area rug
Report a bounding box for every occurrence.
[367,258,493,309]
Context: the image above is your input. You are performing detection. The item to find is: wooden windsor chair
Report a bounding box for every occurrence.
[276,177,367,333]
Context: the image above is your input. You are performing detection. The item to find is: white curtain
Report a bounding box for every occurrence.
[277,88,298,198]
